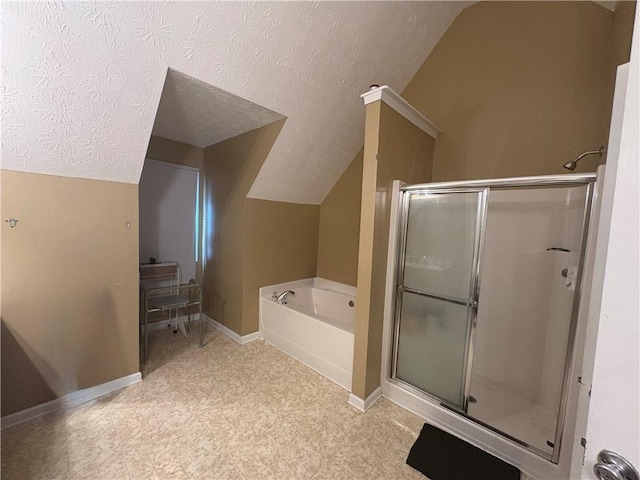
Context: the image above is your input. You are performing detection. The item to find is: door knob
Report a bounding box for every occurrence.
[594,450,639,480]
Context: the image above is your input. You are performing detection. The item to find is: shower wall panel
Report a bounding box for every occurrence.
[473,187,586,407]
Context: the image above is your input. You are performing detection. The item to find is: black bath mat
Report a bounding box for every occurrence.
[406,424,520,480]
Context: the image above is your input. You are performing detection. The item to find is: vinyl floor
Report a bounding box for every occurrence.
[2,326,427,480]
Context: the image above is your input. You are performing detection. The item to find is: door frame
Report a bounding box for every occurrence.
[574,43,639,478]
[139,158,201,283]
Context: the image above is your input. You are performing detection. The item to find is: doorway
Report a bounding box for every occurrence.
[139,159,199,282]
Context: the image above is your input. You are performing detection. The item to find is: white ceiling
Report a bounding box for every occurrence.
[152,69,284,148]
[2,2,470,204]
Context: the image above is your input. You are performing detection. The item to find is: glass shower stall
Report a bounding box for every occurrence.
[390,173,596,462]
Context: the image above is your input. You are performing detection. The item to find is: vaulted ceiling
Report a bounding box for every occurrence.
[3,1,471,204]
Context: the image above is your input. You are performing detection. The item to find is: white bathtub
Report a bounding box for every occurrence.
[259,278,356,390]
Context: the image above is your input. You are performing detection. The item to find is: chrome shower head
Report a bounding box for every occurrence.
[563,146,604,171]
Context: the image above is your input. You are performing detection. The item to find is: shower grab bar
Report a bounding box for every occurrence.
[547,247,571,252]
[399,286,475,308]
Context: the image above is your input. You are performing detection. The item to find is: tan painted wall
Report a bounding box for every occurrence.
[243,199,320,334]
[1,170,139,416]
[402,1,628,181]
[146,135,204,170]
[144,135,205,282]
[202,120,290,335]
[316,152,363,287]
[352,102,435,399]
[377,104,435,184]
[313,2,634,292]
[352,102,381,399]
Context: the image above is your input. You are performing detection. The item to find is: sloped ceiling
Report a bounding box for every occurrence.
[152,69,285,148]
[2,2,471,204]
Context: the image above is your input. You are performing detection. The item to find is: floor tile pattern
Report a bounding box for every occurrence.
[2,327,426,479]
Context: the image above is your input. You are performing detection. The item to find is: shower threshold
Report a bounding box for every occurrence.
[468,375,557,457]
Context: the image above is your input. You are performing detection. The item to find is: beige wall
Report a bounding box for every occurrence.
[202,120,313,335]
[243,199,320,334]
[146,135,204,170]
[203,123,283,335]
[1,170,139,416]
[353,102,435,399]
[403,1,629,181]
[203,121,320,336]
[352,102,381,399]
[316,152,363,287]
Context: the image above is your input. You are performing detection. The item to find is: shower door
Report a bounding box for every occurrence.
[390,174,596,463]
[392,189,487,410]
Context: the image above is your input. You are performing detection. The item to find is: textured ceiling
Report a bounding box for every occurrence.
[152,69,284,148]
[2,2,470,204]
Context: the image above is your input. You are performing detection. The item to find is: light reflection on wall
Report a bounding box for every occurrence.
[202,176,216,267]
[195,172,200,263]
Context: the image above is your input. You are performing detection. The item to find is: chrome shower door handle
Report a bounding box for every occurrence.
[594,450,639,480]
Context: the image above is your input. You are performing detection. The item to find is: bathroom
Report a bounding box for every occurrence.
[2,1,637,479]
[283,5,632,480]
[137,2,636,478]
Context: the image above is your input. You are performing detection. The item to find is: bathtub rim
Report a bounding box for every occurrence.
[260,277,357,335]
[259,277,357,300]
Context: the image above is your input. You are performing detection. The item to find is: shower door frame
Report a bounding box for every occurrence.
[390,173,597,463]
[392,187,488,413]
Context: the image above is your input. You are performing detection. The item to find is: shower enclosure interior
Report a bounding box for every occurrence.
[390,174,595,463]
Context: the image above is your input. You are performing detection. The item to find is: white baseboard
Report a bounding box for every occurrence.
[1,372,142,430]
[348,386,382,412]
[146,314,260,345]
[202,314,260,345]
[3,316,258,430]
